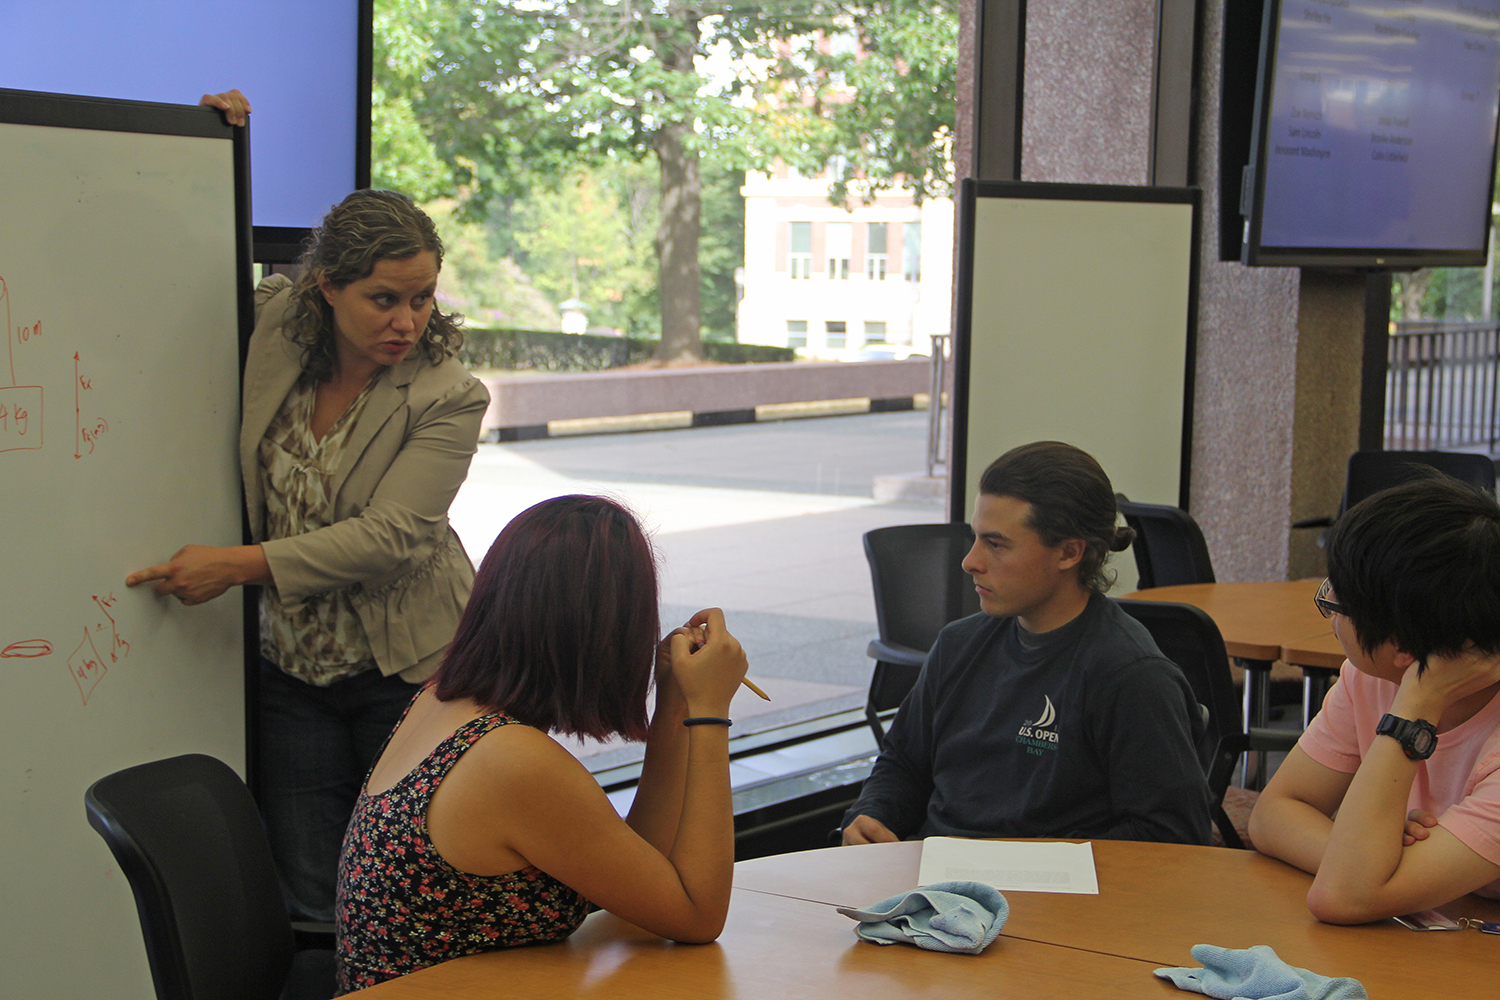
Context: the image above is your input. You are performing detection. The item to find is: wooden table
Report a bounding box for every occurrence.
[736,841,1500,998]
[349,841,1500,999]
[1279,630,1347,727]
[1123,580,1328,736]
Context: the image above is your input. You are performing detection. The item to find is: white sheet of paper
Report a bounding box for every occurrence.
[917,838,1099,895]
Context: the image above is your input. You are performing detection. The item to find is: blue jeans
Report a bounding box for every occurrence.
[257,659,419,923]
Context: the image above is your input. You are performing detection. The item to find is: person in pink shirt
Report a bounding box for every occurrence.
[1249,473,1500,923]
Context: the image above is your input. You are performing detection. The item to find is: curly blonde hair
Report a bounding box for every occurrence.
[284,190,463,382]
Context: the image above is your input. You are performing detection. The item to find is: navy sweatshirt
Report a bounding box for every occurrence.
[844,592,1212,844]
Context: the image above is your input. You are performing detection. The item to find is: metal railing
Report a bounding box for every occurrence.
[1386,321,1500,451]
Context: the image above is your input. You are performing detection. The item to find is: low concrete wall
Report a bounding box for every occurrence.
[476,359,932,439]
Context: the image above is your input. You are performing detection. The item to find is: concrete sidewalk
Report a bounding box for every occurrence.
[446,409,947,761]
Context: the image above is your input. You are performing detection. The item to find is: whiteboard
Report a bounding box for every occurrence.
[950,181,1199,582]
[0,92,249,999]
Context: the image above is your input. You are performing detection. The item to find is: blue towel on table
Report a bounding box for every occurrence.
[835,881,1008,955]
[1155,944,1368,1000]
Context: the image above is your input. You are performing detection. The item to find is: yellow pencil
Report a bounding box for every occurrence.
[741,677,771,701]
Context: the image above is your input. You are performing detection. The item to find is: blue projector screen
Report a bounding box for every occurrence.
[1,0,364,234]
[1246,0,1500,266]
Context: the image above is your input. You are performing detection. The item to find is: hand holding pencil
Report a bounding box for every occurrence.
[676,618,769,701]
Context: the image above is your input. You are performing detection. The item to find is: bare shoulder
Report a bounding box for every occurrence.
[453,720,601,800]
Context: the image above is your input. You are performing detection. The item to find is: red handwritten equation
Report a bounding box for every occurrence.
[73,352,108,457]
[64,594,131,706]
[3,593,131,705]
[0,276,44,455]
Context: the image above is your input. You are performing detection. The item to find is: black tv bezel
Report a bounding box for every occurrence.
[1241,0,1500,269]
[252,0,373,264]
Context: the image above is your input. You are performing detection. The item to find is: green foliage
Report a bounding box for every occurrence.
[766,1,960,204]
[459,327,794,371]
[371,0,957,353]
[510,161,661,336]
[425,200,559,329]
[699,164,747,340]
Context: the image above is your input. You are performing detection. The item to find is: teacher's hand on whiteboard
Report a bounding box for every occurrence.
[199,89,251,127]
[126,544,270,605]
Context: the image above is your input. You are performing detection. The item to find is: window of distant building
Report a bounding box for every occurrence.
[866,223,888,281]
[826,320,847,349]
[902,222,921,282]
[864,321,887,345]
[826,222,851,281]
[786,319,808,348]
[789,222,812,279]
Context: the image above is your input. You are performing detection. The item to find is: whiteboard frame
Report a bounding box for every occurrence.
[949,179,1200,524]
[0,87,253,998]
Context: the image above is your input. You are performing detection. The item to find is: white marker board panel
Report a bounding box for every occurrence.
[951,181,1198,593]
[0,92,249,999]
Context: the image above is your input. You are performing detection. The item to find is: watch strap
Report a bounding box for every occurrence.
[1376,713,1438,760]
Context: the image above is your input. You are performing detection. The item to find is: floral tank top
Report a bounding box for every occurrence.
[334,708,591,993]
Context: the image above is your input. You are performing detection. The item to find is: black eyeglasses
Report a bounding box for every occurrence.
[1314,578,1345,619]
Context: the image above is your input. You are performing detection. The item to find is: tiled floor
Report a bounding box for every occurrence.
[447,409,948,764]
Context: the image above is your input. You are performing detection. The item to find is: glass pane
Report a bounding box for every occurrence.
[867,222,887,254]
[790,221,811,254]
[903,222,921,281]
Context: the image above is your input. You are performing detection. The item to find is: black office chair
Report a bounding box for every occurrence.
[85,753,335,1000]
[1114,599,1298,850]
[1115,494,1216,589]
[862,523,981,742]
[1294,449,1497,533]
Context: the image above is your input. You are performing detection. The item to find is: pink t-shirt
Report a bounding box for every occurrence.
[1300,661,1500,898]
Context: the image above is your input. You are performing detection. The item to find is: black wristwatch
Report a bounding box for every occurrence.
[1376,713,1438,760]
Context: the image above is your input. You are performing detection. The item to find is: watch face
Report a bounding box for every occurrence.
[1410,727,1437,756]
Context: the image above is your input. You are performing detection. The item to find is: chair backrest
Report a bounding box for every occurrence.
[85,753,294,1000]
[1115,496,1216,590]
[1341,450,1497,516]
[1113,599,1243,839]
[864,522,980,655]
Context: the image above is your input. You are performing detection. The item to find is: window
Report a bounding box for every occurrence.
[903,222,921,282]
[864,321,887,345]
[786,319,808,348]
[866,223,888,281]
[826,222,851,281]
[825,320,847,349]
[789,222,812,279]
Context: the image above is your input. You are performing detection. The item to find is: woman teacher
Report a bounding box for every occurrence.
[128,186,490,923]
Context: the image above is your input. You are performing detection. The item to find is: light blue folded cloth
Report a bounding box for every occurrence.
[1155,944,1368,1000]
[835,880,1008,955]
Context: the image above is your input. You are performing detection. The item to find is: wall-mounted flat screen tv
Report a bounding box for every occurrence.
[0,0,371,262]
[1241,0,1500,268]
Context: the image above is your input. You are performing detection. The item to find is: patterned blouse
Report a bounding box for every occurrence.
[257,376,378,686]
[334,708,591,994]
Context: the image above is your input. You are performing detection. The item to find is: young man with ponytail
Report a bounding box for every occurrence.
[843,441,1211,846]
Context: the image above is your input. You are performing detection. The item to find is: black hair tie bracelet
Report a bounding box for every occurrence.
[683,717,732,727]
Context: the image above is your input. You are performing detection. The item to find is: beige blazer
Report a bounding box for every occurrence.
[240,277,490,681]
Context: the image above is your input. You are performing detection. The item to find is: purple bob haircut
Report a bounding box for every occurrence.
[433,494,659,741]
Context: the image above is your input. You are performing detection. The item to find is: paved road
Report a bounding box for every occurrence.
[449,409,948,747]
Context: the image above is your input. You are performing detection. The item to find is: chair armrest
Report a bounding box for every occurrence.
[1246,727,1300,754]
[1291,516,1333,530]
[866,639,927,669]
